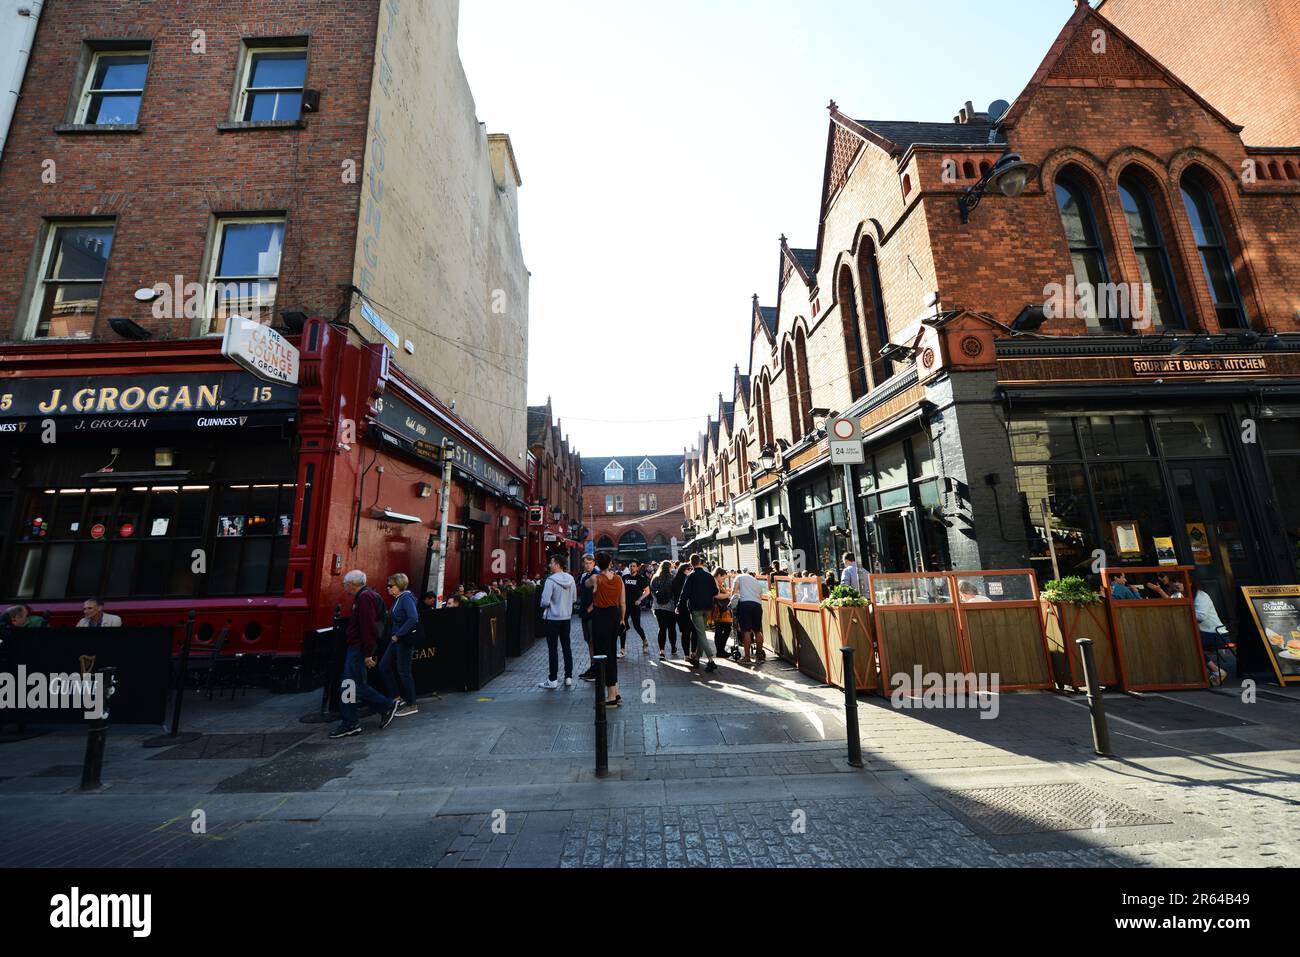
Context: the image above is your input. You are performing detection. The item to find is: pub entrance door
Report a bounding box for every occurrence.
[866,508,922,574]
[1169,461,1261,627]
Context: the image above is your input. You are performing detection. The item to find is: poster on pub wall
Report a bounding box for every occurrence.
[1241,585,1300,685]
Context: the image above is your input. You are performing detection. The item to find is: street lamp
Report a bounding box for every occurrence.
[506,478,521,498]
[759,445,777,471]
[958,152,1039,224]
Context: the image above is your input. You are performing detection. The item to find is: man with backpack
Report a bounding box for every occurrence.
[331,570,400,739]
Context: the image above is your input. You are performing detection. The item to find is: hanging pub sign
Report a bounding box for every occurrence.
[1241,585,1300,686]
[371,393,515,497]
[221,317,301,386]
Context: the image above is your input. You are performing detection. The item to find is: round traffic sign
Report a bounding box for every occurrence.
[831,418,856,440]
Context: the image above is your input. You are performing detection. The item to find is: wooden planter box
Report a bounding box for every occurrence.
[824,605,879,692]
[1041,599,1119,689]
[412,603,507,693]
[1102,566,1208,692]
[504,591,538,657]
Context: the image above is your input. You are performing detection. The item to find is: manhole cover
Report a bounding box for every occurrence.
[150,732,314,760]
[941,783,1168,836]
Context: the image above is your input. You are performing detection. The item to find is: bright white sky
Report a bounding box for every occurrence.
[459,0,1077,458]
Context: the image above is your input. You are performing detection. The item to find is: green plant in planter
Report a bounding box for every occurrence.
[1041,576,1101,605]
[469,593,503,607]
[821,584,869,609]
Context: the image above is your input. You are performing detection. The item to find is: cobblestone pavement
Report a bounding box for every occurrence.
[1,614,1298,867]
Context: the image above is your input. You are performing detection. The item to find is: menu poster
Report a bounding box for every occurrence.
[1187,523,1212,564]
[1154,536,1177,566]
[1242,585,1300,685]
[1112,521,1142,556]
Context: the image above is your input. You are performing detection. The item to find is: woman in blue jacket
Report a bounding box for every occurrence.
[381,572,422,716]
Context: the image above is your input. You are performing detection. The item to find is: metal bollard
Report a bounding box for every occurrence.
[1076,638,1112,756]
[170,610,196,736]
[80,667,117,791]
[593,655,608,777]
[322,604,344,716]
[841,647,864,768]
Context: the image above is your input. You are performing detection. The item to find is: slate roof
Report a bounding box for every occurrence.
[758,306,777,339]
[580,454,684,487]
[527,406,550,447]
[856,118,1006,151]
[790,247,818,286]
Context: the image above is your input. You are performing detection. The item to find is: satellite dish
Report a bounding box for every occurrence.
[988,99,1011,122]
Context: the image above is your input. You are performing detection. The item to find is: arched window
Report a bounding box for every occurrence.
[857,238,892,385]
[1284,161,1298,181]
[783,342,802,442]
[1055,172,1113,329]
[838,265,867,400]
[597,536,615,551]
[978,160,992,177]
[760,374,774,448]
[1118,172,1184,329]
[795,330,813,437]
[1180,173,1249,329]
[962,160,976,179]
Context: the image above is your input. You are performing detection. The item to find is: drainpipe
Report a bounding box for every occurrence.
[1,1,43,161]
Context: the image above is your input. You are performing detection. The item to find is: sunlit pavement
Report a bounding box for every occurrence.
[2,615,1299,867]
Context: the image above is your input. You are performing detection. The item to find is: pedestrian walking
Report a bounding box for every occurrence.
[672,560,694,661]
[650,560,678,659]
[331,570,400,738]
[378,573,422,716]
[539,555,578,689]
[681,553,720,672]
[587,552,625,706]
[575,553,598,681]
[731,567,766,662]
[618,559,650,657]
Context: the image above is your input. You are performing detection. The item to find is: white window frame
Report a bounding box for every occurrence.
[605,495,615,514]
[604,460,624,483]
[637,459,657,481]
[615,494,624,513]
[236,43,308,122]
[25,220,116,341]
[639,493,648,512]
[75,50,150,125]
[649,493,658,511]
[202,215,286,336]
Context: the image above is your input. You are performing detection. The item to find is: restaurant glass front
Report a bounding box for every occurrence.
[855,432,950,575]
[1010,409,1286,621]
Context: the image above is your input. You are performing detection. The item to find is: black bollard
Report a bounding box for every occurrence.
[1076,638,1112,756]
[144,611,202,748]
[80,667,117,791]
[322,604,344,716]
[593,655,608,777]
[841,647,864,768]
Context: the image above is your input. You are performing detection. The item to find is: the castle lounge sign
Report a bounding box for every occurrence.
[1132,356,1269,377]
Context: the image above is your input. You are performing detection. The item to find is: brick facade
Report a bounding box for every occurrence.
[582,455,684,564]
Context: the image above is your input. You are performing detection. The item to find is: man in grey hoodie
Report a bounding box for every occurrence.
[539,554,578,689]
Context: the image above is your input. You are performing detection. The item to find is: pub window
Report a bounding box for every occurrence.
[1180,174,1249,329]
[12,483,293,601]
[1262,418,1300,578]
[26,221,116,340]
[1117,173,1184,329]
[236,42,308,122]
[75,49,150,125]
[1078,415,1150,459]
[1055,173,1113,329]
[203,216,286,336]
[1154,415,1226,457]
[1009,417,1081,463]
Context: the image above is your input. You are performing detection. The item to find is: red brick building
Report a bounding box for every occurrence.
[0,1,531,668]
[525,399,584,576]
[686,0,1300,633]
[582,455,684,566]
[1099,0,1300,148]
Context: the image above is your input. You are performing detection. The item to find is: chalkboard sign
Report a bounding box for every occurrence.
[1241,585,1300,686]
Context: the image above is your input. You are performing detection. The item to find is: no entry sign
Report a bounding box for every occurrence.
[829,417,863,464]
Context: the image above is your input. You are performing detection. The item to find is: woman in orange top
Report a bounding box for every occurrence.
[709,568,733,659]
[586,551,625,706]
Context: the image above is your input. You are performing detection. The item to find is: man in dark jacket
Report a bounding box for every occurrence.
[680,554,720,671]
[671,561,694,660]
[331,570,400,739]
[576,553,599,682]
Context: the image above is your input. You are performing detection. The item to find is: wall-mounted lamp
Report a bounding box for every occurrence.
[108,316,151,340]
[506,478,521,498]
[958,152,1039,224]
[416,482,433,499]
[154,447,175,467]
[1011,304,1048,333]
[879,341,917,364]
[280,310,309,332]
